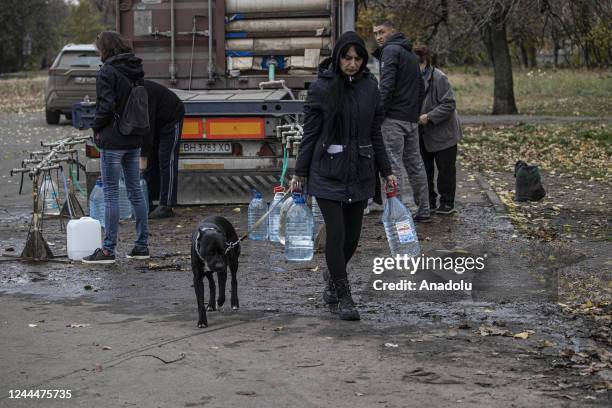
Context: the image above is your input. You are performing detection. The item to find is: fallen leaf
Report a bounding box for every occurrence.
[102,346,112,350]
[273,326,284,332]
[513,332,530,340]
[384,342,399,348]
[232,208,241,213]
[28,323,37,328]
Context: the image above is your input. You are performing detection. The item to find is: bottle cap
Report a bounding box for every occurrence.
[293,194,305,204]
[252,189,262,199]
[273,185,284,193]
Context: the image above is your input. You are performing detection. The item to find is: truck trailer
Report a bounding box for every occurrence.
[85,0,357,204]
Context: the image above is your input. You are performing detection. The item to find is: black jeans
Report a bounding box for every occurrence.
[316,197,367,283]
[419,140,457,207]
[143,117,183,207]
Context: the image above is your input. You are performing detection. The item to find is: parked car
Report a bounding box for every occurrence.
[45,44,101,125]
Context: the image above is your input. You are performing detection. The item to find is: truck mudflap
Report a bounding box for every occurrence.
[177,169,290,205]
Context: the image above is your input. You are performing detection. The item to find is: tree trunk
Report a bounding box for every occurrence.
[518,39,529,68]
[483,22,518,114]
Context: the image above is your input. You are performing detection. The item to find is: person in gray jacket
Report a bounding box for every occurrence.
[415,45,463,215]
[372,20,430,222]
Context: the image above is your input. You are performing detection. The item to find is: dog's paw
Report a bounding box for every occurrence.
[231,305,239,310]
[197,321,208,328]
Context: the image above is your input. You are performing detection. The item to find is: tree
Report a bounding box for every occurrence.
[64,0,105,45]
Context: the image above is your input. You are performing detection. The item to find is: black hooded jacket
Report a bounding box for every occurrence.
[372,33,424,122]
[294,32,392,204]
[92,53,145,150]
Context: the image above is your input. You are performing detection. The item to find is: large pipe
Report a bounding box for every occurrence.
[208,0,214,83]
[226,18,331,33]
[170,0,176,84]
[225,0,331,13]
[226,37,331,52]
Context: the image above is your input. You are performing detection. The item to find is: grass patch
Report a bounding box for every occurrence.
[447,67,612,117]
[0,74,46,113]
[460,122,611,181]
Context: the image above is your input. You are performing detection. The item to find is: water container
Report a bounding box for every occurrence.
[382,187,420,257]
[131,177,149,218]
[67,216,102,260]
[40,175,60,216]
[278,193,297,246]
[285,194,314,261]
[89,178,105,229]
[268,185,285,242]
[248,190,268,240]
[311,196,323,226]
[118,175,132,220]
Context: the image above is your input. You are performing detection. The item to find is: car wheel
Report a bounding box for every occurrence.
[45,109,60,125]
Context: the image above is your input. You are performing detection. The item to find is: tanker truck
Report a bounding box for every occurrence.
[84,0,357,204]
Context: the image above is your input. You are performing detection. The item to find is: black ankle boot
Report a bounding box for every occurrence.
[334,279,360,321]
[322,270,339,304]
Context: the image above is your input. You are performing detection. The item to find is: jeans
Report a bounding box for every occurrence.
[144,118,183,207]
[420,140,458,208]
[100,148,149,255]
[316,197,367,283]
[381,118,430,217]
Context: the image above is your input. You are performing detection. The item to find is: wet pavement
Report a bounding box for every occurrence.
[0,113,610,407]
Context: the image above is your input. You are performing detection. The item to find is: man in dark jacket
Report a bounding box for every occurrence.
[141,80,185,218]
[373,20,431,222]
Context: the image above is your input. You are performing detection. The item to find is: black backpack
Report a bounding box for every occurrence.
[112,67,150,136]
[514,160,546,202]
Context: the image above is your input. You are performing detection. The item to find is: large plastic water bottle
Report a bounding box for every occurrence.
[268,185,285,242]
[131,177,149,218]
[89,178,105,229]
[40,175,60,216]
[248,190,268,240]
[118,175,132,220]
[67,217,102,260]
[383,187,420,257]
[285,194,314,261]
[278,193,297,246]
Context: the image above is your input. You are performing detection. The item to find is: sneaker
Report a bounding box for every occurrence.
[436,203,456,215]
[126,246,150,260]
[149,205,174,219]
[414,215,433,223]
[82,248,115,264]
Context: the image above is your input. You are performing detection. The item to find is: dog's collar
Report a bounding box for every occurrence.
[194,227,233,263]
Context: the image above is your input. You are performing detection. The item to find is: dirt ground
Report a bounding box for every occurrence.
[0,113,610,407]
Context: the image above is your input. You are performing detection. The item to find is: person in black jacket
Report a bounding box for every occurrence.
[372,20,431,222]
[141,80,185,219]
[291,32,397,321]
[83,31,149,264]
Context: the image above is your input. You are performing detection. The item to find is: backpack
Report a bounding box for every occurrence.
[514,160,546,202]
[112,67,150,136]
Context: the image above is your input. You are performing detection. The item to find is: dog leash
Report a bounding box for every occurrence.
[223,189,293,255]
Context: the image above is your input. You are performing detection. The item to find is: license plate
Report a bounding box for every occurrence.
[180,142,232,154]
[74,76,96,84]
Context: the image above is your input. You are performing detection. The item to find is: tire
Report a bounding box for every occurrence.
[45,109,60,125]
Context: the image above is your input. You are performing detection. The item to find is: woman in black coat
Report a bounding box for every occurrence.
[291,31,396,321]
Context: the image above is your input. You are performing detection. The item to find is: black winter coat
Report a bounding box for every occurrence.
[92,53,145,150]
[372,33,424,123]
[294,60,392,204]
[141,80,185,157]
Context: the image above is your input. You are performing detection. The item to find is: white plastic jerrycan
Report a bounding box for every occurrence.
[67,217,102,260]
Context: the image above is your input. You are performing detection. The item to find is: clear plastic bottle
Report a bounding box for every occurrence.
[382,187,420,257]
[131,177,149,218]
[88,178,105,229]
[268,185,285,242]
[248,190,268,240]
[278,193,297,246]
[285,193,314,261]
[118,175,132,220]
[40,174,60,216]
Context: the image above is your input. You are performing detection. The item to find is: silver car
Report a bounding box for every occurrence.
[45,44,101,124]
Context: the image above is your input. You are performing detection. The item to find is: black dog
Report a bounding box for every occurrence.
[191,216,241,328]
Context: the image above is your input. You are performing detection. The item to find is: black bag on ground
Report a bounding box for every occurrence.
[113,68,150,136]
[514,160,546,202]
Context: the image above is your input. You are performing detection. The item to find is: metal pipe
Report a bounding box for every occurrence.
[225,0,331,13]
[170,0,177,84]
[208,0,215,84]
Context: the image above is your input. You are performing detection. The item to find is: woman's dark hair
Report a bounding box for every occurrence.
[414,44,432,66]
[95,31,132,62]
[325,42,369,145]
